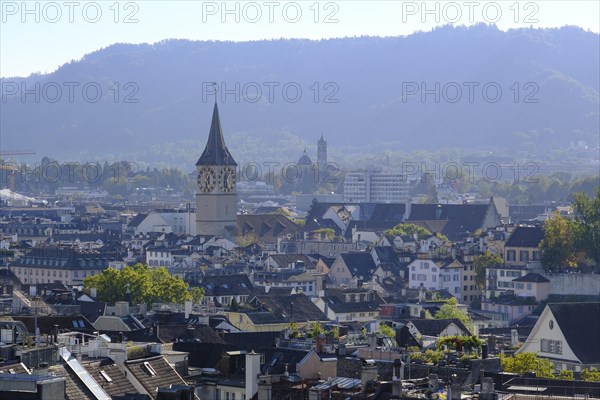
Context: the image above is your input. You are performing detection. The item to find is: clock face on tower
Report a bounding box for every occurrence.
[219,167,236,192]
[197,166,217,193]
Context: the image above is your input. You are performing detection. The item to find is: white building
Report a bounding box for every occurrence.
[407,258,463,298]
[134,210,196,235]
[343,169,409,203]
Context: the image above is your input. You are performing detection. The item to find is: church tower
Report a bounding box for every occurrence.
[195,103,237,237]
[317,134,327,171]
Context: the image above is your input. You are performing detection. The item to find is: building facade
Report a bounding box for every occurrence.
[343,169,409,203]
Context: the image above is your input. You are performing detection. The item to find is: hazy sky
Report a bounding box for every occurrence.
[1,0,599,77]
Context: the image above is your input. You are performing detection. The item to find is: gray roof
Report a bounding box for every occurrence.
[196,103,237,166]
[547,302,600,364]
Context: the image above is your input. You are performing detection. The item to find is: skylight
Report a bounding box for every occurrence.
[100,370,113,383]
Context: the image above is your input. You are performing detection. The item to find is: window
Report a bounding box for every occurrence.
[527,283,532,290]
[100,370,113,383]
[143,362,157,376]
[454,287,460,293]
[432,267,437,272]
[540,339,562,354]
[532,251,541,261]
[411,274,416,280]
[453,275,459,281]
[520,250,529,262]
[464,285,468,291]
[500,270,505,277]
[464,276,468,281]
[507,250,516,262]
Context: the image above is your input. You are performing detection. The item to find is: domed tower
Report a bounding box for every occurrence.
[297,149,316,194]
[195,103,237,237]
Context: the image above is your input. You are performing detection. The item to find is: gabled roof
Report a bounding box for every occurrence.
[505,226,544,248]
[513,272,550,283]
[324,297,381,313]
[128,213,148,227]
[48,363,94,400]
[548,302,600,364]
[372,246,401,266]
[196,103,237,166]
[408,318,471,336]
[339,252,377,280]
[197,274,254,297]
[125,355,193,400]
[237,214,304,243]
[250,293,329,322]
[408,203,493,240]
[82,358,138,398]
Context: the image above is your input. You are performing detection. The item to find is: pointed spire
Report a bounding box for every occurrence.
[196,103,237,166]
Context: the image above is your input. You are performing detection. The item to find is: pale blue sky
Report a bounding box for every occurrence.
[1,0,599,77]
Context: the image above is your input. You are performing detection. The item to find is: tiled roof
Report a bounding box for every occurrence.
[82,358,138,398]
[505,226,544,248]
[48,363,94,400]
[409,318,471,336]
[340,252,377,280]
[236,214,304,243]
[250,293,329,323]
[125,355,194,400]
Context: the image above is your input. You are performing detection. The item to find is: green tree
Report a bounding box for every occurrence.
[540,211,578,271]
[84,263,192,304]
[500,353,554,378]
[558,369,574,380]
[581,368,600,382]
[190,287,205,305]
[572,188,600,266]
[378,324,396,338]
[473,252,503,289]
[384,223,432,240]
[434,298,472,329]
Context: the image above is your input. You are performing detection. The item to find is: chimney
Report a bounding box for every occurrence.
[184,301,192,319]
[258,380,273,400]
[316,333,327,353]
[140,303,147,318]
[90,287,97,298]
[115,301,129,317]
[392,359,404,397]
[403,201,412,221]
[53,325,59,343]
[367,333,377,348]
[481,377,495,400]
[361,362,378,391]
[246,351,261,400]
[435,204,442,220]
[510,329,518,346]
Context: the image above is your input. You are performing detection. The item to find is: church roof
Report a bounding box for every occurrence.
[298,149,312,165]
[196,103,237,166]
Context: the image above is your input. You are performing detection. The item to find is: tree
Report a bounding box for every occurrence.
[384,223,432,240]
[500,353,554,378]
[190,287,205,305]
[572,188,600,266]
[473,252,503,289]
[434,298,472,329]
[378,324,396,338]
[539,211,578,271]
[581,368,600,382]
[84,263,192,304]
[558,369,574,380]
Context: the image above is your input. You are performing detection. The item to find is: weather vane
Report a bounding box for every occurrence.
[210,82,218,104]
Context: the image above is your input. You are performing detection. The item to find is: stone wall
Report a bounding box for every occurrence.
[542,273,600,296]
